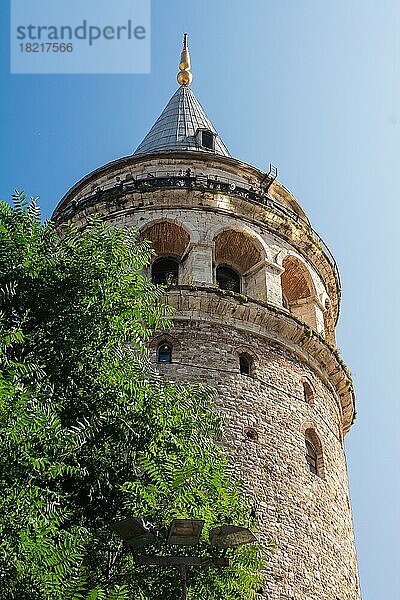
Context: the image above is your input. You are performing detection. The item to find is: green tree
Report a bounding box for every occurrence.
[0,192,267,599]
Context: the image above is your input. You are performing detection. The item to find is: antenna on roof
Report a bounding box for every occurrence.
[261,163,278,192]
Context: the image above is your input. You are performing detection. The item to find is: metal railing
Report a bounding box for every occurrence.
[55,173,340,288]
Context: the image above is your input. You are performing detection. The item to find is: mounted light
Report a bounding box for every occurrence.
[111,518,157,550]
[209,525,257,548]
[167,519,204,546]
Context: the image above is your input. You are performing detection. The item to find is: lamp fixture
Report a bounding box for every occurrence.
[167,518,205,546]
[209,524,257,548]
[111,517,157,550]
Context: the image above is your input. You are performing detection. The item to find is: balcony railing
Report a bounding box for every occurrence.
[55,173,340,289]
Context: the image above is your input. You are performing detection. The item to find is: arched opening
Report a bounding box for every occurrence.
[281,256,317,329]
[302,379,314,406]
[304,428,324,478]
[214,229,265,298]
[217,265,241,293]
[152,257,179,286]
[281,256,312,303]
[239,353,251,376]
[141,221,191,286]
[244,427,258,442]
[305,438,318,475]
[157,342,172,364]
[142,221,190,258]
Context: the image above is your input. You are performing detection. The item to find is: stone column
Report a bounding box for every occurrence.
[265,261,285,306]
[243,261,267,299]
[289,296,325,334]
[180,243,214,286]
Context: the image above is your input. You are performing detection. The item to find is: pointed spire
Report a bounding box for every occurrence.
[133,34,230,157]
[177,33,193,87]
[134,86,231,156]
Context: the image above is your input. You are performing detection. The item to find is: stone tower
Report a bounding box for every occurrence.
[53,36,361,600]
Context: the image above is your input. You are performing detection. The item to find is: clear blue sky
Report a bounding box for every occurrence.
[1,1,398,597]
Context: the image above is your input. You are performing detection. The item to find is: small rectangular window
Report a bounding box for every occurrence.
[201,130,214,150]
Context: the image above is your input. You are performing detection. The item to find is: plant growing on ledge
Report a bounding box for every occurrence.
[137,181,154,193]
[103,188,124,203]
[0,192,266,600]
[210,186,221,195]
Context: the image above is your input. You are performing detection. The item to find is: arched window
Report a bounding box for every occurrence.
[304,429,324,478]
[302,380,314,406]
[152,257,179,286]
[244,427,258,441]
[157,343,172,364]
[214,229,264,298]
[281,256,317,329]
[216,265,241,293]
[305,438,318,475]
[239,354,251,376]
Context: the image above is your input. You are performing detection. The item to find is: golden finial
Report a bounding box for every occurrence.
[177,33,193,86]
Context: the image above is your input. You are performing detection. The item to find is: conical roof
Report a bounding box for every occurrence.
[134,85,231,157]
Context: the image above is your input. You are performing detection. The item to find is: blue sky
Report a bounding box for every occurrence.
[1,1,399,597]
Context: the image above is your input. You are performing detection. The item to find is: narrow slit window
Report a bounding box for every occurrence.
[303,380,314,406]
[239,354,251,376]
[305,439,318,475]
[157,343,172,364]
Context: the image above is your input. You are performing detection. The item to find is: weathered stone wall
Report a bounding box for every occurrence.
[54,150,359,599]
[151,315,361,599]
[103,204,330,340]
[53,152,341,328]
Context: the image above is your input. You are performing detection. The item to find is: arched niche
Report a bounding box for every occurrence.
[281,255,320,330]
[304,428,325,479]
[214,228,266,298]
[141,221,191,285]
[141,220,191,259]
[235,345,257,377]
[301,377,315,406]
